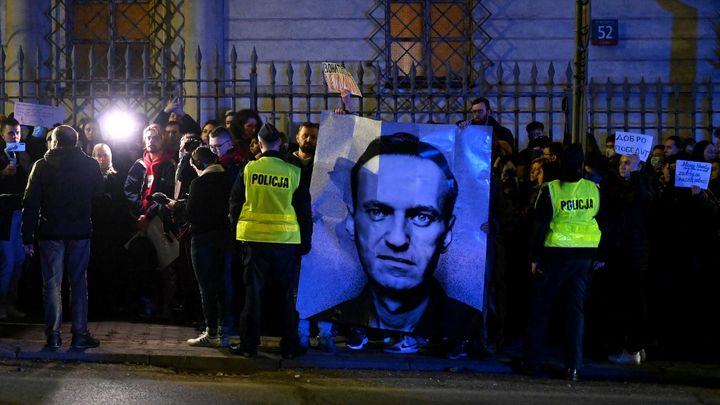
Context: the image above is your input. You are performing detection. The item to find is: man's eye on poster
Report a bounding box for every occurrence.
[296,112,492,337]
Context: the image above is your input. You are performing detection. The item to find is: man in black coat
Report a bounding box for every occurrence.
[22,125,104,351]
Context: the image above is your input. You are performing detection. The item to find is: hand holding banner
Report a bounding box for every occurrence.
[13,102,66,128]
[675,159,712,189]
[614,131,653,162]
[323,63,362,97]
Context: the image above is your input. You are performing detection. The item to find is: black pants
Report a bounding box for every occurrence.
[190,230,227,336]
[526,250,593,370]
[239,242,299,349]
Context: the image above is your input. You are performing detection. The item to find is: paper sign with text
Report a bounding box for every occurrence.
[322,63,362,97]
[13,102,65,128]
[614,131,653,162]
[675,160,712,189]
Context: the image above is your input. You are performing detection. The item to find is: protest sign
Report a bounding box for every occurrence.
[296,113,491,334]
[614,131,653,162]
[322,63,362,97]
[675,159,712,189]
[12,102,65,128]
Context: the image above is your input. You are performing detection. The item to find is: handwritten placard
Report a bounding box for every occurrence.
[322,63,362,97]
[675,159,712,189]
[13,102,65,128]
[614,131,653,162]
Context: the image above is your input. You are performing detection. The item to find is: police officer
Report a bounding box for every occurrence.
[524,143,604,382]
[228,123,311,359]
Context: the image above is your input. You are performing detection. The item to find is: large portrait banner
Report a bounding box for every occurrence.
[297,112,492,335]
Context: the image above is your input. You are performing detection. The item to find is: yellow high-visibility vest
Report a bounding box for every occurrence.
[544,179,601,248]
[236,156,301,244]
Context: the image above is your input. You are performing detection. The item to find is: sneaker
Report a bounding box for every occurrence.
[317,335,337,353]
[639,348,647,362]
[45,334,62,351]
[566,368,580,382]
[447,339,469,360]
[608,350,641,365]
[187,331,221,347]
[346,327,368,351]
[384,335,419,354]
[71,333,100,350]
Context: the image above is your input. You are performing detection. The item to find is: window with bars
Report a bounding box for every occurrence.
[381,0,491,86]
[70,0,154,80]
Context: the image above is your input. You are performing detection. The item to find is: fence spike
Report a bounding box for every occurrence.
[513,62,520,83]
[357,63,364,81]
[230,45,237,64]
[548,62,555,81]
[251,47,258,73]
[270,61,276,78]
[287,61,294,83]
[88,46,96,78]
[195,46,202,66]
[496,62,503,83]
[530,63,538,83]
[623,77,630,98]
[304,61,312,84]
[566,62,573,84]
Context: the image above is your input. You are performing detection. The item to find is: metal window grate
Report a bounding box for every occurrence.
[368,0,492,87]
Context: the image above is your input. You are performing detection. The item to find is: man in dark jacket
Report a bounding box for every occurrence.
[22,125,104,351]
[457,97,515,148]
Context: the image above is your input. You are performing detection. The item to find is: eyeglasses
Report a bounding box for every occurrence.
[209,140,230,151]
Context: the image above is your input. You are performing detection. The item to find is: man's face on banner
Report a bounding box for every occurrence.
[351,154,454,291]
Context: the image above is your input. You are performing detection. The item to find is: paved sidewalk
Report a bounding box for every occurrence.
[1,320,719,386]
[0,321,512,374]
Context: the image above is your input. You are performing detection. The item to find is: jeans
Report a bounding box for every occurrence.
[0,210,25,306]
[39,239,91,337]
[190,230,227,336]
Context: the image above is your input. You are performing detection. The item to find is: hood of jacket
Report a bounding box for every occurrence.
[44,146,88,169]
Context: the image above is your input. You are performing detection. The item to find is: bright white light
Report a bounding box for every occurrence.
[99,110,140,141]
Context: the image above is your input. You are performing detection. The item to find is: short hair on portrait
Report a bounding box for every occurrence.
[297,122,319,133]
[665,135,683,148]
[53,125,79,147]
[470,97,491,111]
[209,126,232,141]
[1,116,20,131]
[203,119,219,128]
[526,121,544,134]
[350,132,458,224]
[191,146,218,170]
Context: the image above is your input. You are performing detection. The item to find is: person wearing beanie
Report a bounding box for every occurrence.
[228,123,312,359]
[522,143,605,382]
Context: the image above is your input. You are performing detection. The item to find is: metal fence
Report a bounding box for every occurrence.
[1,44,718,150]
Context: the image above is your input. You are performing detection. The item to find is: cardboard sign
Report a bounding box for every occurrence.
[13,102,65,128]
[675,160,712,189]
[322,63,362,97]
[614,131,653,162]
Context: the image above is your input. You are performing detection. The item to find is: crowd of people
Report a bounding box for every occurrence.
[1,95,718,377]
